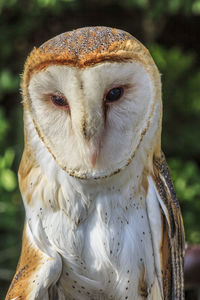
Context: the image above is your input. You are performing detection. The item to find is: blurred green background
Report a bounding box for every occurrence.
[0,0,200,298]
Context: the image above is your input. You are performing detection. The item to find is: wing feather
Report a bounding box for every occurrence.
[152,152,185,300]
[6,222,62,300]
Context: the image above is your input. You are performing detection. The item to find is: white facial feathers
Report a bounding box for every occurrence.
[28,61,159,179]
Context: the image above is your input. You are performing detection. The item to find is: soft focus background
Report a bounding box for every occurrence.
[0,0,200,298]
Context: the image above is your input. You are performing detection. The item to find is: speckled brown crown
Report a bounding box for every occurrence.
[23,26,156,84]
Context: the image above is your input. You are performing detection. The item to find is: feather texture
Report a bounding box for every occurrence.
[6,27,184,300]
[152,153,185,299]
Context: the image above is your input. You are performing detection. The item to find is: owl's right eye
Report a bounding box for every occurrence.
[51,95,68,108]
[104,87,124,104]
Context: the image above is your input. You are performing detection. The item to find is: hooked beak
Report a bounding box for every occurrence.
[91,147,99,167]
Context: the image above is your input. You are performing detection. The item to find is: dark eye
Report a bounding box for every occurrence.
[51,95,68,107]
[105,87,124,103]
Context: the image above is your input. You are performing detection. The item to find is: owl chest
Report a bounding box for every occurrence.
[42,189,159,300]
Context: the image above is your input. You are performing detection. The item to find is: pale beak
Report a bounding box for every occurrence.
[90,141,100,167]
[81,112,103,168]
[91,150,98,167]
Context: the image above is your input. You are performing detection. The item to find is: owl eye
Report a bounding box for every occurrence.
[105,87,124,103]
[51,95,68,108]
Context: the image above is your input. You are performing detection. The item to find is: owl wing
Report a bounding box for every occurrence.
[5,222,62,300]
[150,152,185,299]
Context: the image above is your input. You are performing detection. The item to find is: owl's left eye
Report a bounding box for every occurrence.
[105,87,124,104]
[51,95,68,108]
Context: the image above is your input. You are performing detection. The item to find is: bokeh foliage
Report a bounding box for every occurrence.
[0,0,200,297]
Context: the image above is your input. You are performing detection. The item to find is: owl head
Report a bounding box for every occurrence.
[22,27,162,179]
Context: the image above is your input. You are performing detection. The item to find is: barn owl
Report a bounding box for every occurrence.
[6,27,184,300]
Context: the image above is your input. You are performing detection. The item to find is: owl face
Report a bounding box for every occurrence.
[23,27,161,179]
